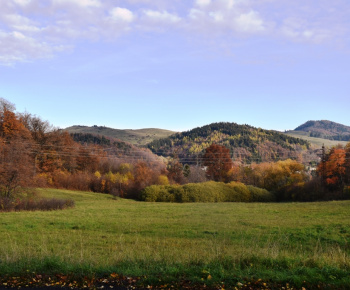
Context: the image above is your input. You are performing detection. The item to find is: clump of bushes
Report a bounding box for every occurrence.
[0,197,75,212]
[141,181,274,203]
[0,188,75,212]
[274,178,350,202]
[344,186,350,198]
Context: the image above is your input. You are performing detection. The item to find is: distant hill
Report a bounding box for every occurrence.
[71,133,163,164]
[291,120,350,141]
[147,122,311,164]
[71,133,133,150]
[65,125,176,146]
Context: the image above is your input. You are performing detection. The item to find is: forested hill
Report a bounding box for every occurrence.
[65,125,175,146]
[147,122,311,164]
[71,133,162,164]
[293,120,350,141]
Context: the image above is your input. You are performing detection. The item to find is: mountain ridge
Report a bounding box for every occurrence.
[292,120,350,141]
[65,120,350,161]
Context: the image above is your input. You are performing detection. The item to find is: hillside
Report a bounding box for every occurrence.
[65,125,176,146]
[292,120,350,141]
[71,133,163,164]
[147,122,311,164]
[284,130,348,148]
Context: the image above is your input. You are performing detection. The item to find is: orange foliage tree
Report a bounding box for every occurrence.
[0,99,34,198]
[345,143,350,185]
[317,145,346,190]
[132,162,156,190]
[203,144,233,182]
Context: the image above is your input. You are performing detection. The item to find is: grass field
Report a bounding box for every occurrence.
[1,189,350,288]
[284,131,348,148]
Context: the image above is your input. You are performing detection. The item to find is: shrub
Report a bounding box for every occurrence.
[344,186,350,199]
[141,181,274,203]
[227,182,251,202]
[275,178,350,202]
[141,185,177,202]
[182,183,214,202]
[247,185,275,202]
[0,197,75,212]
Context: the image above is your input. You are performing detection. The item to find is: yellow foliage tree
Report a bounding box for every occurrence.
[157,175,169,185]
[251,159,308,192]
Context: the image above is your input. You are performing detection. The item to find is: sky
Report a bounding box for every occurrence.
[1,0,349,132]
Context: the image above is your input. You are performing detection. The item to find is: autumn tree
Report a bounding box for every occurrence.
[183,164,191,178]
[317,145,346,190]
[104,163,134,197]
[226,163,243,182]
[0,98,34,198]
[127,162,157,198]
[167,158,185,184]
[75,146,99,172]
[249,159,308,192]
[203,144,233,182]
[19,113,53,147]
[0,99,30,139]
[19,113,84,176]
[0,139,34,198]
[345,143,350,185]
[269,159,308,191]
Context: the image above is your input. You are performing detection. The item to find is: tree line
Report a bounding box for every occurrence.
[1,98,349,204]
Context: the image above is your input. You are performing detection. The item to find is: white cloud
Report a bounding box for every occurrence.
[0,30,58,65]
[218,0,236,10]
[187,0,345,41]
[2,13,35,28]
[209,11,224,23]
[0,0,348,65]
[188,1,266,34]
[188,9,204,20]
[13,0,32,7]
[12,31,26,39]
[77,0,101,7]
[225,0,236,10]
[196,0,237,10]
[280,17,331,43]
[143,10,181,24]
[195,0,211,7]
[303,30,314,38]
[52,0,101,8]
[109,7,135,23]
[234,11,265,33]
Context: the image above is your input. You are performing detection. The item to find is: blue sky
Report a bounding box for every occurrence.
[1,0,349,132]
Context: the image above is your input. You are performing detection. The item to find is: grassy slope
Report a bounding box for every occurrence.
[1,189,350,287]
[65,126,176,146]
[285,130,348,148]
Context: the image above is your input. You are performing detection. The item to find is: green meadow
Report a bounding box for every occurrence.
[1,188,350,288]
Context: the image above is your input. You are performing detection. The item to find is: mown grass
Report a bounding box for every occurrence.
[1,188,349,287]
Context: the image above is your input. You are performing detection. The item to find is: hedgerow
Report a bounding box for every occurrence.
[141,181,274,203]
[0,197,75,212]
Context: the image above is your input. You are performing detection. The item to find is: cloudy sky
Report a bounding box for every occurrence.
[1,0,349,132]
